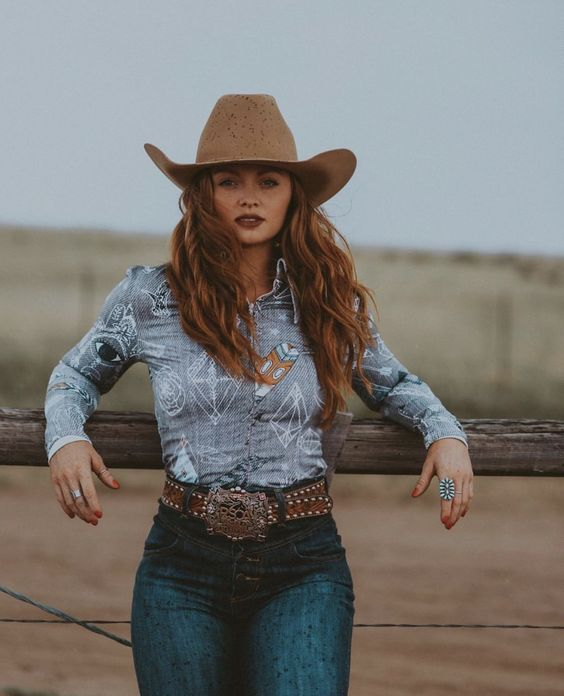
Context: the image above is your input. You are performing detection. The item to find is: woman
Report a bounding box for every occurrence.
[44,94,473,695]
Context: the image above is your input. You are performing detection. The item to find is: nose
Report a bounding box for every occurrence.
[238,182,261,207]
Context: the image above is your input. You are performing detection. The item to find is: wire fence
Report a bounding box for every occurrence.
[2,584,563,653]
[0,585,132,647]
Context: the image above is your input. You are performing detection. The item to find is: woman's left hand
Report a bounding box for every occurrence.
[410,438,473,530]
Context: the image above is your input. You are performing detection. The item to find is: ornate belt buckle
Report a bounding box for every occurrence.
[204,487,270,542]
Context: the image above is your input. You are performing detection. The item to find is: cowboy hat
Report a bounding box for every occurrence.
[143,93,357,208]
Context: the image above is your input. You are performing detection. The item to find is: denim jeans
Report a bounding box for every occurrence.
[130,484,355,696]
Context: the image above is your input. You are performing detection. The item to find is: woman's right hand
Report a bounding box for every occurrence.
[48,441,121,525]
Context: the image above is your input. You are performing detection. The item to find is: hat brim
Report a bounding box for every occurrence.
[144,143,356,208]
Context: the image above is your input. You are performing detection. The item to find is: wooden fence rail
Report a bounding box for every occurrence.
[1,408,563,476]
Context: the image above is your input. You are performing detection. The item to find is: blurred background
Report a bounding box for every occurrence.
[1,2,563,695]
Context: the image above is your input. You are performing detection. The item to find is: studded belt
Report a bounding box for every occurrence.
[159,475,333,542]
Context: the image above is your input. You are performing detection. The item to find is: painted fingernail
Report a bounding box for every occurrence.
[95,510,103,518]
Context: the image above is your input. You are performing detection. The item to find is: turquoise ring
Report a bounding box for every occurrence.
[438,477,456,501]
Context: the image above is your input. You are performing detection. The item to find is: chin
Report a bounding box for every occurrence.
[238,235,277,247]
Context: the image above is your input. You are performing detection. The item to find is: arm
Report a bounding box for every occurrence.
[44,266,143,462]
[44,266,143,525]
[351,312,468,450]
[351,310,473,529]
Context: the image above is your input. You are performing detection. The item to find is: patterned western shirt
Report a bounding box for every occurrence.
[44,257,468,488]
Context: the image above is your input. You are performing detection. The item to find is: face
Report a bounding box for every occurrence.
[211,164,292,249]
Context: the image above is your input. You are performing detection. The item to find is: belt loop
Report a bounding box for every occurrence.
[272,487,287,523]
[181,483,198,517]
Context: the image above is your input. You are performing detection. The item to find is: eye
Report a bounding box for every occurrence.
[216,177,279,187]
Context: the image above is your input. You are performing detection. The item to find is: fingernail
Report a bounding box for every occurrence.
[95,510,103,518]
[113,481,120,488]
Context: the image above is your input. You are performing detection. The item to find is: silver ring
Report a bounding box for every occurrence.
[70,488,83,499]
[438,478,456,501]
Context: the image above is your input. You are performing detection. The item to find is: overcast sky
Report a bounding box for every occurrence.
[1,0,562,255]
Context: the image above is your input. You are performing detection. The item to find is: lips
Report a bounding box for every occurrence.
[235,215,264,222]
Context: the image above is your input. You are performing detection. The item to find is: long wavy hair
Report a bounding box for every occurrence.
[165,167,380,430]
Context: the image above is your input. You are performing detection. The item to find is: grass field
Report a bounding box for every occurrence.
[1,223,563,419]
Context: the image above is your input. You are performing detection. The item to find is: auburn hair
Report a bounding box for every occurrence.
[164,167,380,430]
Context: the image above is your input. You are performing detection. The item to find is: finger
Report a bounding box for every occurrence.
[91,454,120,490]
[71,485,99,524]
[440,498,452,526]
[78,473,103,520]
[462,478,473,517]
[447,481,464,527]
[412,476,427,497]
[411,460,435,497]
[458,478,470,517]
[53,482,76,519]
[64,480,98,525]
[59,483,83,520]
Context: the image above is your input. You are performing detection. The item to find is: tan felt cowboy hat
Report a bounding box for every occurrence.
[144,93,357,208]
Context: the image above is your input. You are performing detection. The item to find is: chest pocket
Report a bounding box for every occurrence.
[253,340,322,419]
[254,341,309,401]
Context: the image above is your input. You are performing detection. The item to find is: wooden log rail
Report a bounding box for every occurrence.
[0,408,563,476]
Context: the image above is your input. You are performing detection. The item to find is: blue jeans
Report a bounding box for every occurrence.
[130,489,355,695]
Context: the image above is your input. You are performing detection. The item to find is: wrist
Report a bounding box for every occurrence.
[429,436,468,449]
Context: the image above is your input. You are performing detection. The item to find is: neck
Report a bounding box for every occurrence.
[241,243,278,301]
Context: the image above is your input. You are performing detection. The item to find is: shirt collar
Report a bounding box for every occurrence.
[274,256,300,324]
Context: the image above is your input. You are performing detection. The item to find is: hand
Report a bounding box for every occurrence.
[410,438,473,530]
[48,441,120,525]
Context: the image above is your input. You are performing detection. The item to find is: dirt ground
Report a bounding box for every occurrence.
[1,467,563,696]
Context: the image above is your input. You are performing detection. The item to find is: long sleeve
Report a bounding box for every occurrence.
[351,312,468,450]
[44,266,142,463]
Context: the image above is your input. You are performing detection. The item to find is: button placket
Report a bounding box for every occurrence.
[245,299,268,477]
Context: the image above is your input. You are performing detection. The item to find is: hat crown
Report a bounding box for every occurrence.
[196,94,298,164]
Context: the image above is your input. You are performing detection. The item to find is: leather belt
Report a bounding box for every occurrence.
[159,475,333,542]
